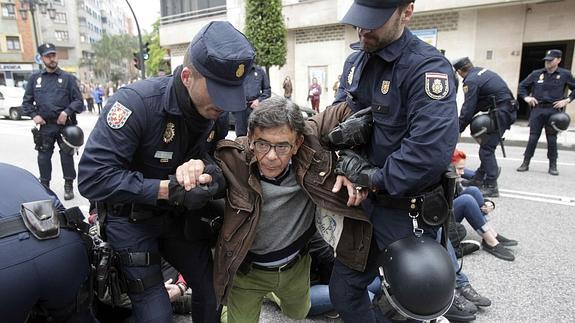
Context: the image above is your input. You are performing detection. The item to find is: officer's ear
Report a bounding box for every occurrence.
[181,67,192,87]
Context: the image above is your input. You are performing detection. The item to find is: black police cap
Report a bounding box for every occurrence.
[37,43,57,56]
[452,57,471,71]
[543,49,562,61]
[341,0,415,30]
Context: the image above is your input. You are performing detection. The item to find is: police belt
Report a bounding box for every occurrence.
[373,185,443,211]
[0,208,88,239]
[536,102,555,109]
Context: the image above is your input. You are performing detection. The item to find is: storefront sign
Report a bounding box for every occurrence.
[0,63,34,71]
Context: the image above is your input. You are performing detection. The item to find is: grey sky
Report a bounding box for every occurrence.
[128,0,161,34]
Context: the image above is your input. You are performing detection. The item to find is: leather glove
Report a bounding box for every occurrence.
[325,107,373,150]
[334,149,378,189]
[168,165,226,210]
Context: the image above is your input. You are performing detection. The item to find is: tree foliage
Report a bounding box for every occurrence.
[144,19,170,76]
[89,33,138,83]
[245,0,287,74]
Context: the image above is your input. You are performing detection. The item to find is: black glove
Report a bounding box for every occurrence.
[334,149,378,189]
[168,165,226,210]
[325,107,373,150]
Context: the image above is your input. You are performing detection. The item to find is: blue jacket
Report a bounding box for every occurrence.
[459,66,515,132]
[78,74,218,205]
[334,29,459,196]
[21,68,84,121]
[518,67,575,103]
[243,65,271,102]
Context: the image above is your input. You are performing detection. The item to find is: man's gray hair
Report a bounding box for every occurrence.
[248,97,305,137]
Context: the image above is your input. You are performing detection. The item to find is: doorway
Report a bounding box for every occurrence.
[517,41,574,119]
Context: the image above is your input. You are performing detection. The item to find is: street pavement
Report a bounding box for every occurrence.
[1,112,574,323]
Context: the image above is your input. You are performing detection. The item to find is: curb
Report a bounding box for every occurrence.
[459,136,575,152]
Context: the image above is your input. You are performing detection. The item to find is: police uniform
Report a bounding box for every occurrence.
[233,65,271,136]
[21,43,84,198]
[330,1,459,322]
[518,49,575,173]
[454,57,517,194]
[78,21,255,323]
[0,163,96,323]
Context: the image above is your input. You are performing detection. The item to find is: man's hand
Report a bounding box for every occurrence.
[57,111,68,125]
[250,99,260,109]
[334,149,378,189]
[332,175,368,207]
[553,98,570,109]
[524,96,538,108]
[164,279,181,302]
[33,115,46,126]
[176,159,207,191]
[168,164,225,210]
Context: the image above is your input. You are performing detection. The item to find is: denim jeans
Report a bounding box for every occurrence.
[454,186,487,232]
[309,277,381,316]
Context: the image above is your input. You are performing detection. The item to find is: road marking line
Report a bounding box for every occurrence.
[499,189,575,206]
[466,154,575,166]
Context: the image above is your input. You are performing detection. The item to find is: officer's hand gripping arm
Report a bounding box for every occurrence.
[325,107,373,150]
[334,149,378,189]
[168,165,226,210]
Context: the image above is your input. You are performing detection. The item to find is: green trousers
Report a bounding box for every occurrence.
[224,254,311,323]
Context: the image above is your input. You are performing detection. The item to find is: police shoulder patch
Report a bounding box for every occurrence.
[425,72,449,100]
[463,85,469,94]
[106,101,132,129]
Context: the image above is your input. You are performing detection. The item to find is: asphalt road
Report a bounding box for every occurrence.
[1,113,574,323]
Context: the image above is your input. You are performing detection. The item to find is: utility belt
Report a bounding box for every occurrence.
[0,202,90,240]
[239,242,310,274]
[93,241,164,306]
[536,102,555,109]
[480,99,518,113]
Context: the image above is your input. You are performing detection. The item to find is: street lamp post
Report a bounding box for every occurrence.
[125,0,146,79]
[18,0,56,70]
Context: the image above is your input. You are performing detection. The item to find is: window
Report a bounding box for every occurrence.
[6,36,21,50]
[54,12,67,23]
[55,30,69,40]
[2,3,16,18]
[80,34,86,43]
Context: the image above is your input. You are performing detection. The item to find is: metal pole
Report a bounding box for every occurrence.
[125,0,145,79]
[29,5,42,70]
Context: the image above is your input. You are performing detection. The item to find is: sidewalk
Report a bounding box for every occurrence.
[460,120,575,151]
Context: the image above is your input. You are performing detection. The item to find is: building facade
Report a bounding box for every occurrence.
[159,0,575,119]
[0,0,132,87]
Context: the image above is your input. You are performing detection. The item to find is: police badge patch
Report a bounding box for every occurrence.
[381,80,390,94]
[425,72,449,100]
[106,101,132,129]
[163,123,175,143]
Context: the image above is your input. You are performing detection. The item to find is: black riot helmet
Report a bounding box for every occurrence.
[377,235,455,321]
[548,112,571,133]
[60,125,84,155]
[469,113,494,144]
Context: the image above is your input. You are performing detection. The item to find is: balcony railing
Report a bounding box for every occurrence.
[160,5,226,25]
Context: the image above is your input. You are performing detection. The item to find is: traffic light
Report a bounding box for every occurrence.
[133,52,141,70]
[142,42,150,61]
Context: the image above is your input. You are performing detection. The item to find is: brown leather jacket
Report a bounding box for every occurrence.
[212,102,372,305]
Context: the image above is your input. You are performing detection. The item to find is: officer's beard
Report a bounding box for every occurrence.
[44,61,58,72]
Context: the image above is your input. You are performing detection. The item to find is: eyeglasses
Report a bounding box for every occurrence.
[253,140,293,156]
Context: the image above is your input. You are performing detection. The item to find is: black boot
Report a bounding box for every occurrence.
[516,158,530,172]
[548,160,559,176]
[480,181,499,198]
[40,178,50,189]
[64,180,74,200]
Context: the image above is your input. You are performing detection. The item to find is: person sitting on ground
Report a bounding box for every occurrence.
[451,149,518,261]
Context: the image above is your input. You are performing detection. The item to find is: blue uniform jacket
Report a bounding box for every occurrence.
[518,67,575,103]
[334,29,459,196]
[459,66,515,132]
[21,68,84,121]
[243,65,271,102]
[78,76,217,205]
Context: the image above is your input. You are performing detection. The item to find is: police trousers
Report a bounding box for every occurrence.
[36,123,76,182]
[477,105,516,182]
[524,105,559,160]
[106,213,219,323]
[329,204,438,323]
[233,103,252,137]
[0,229,96,323]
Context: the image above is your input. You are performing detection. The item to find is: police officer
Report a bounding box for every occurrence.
[452,57,517,197]
[330,1,459,322]
[0,163,96,323]
[78,21,255,323]
[21,43,84,200]
[517,49,575,175]
[233,64,271,136]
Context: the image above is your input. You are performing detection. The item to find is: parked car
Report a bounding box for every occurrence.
[0,86,26,120]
